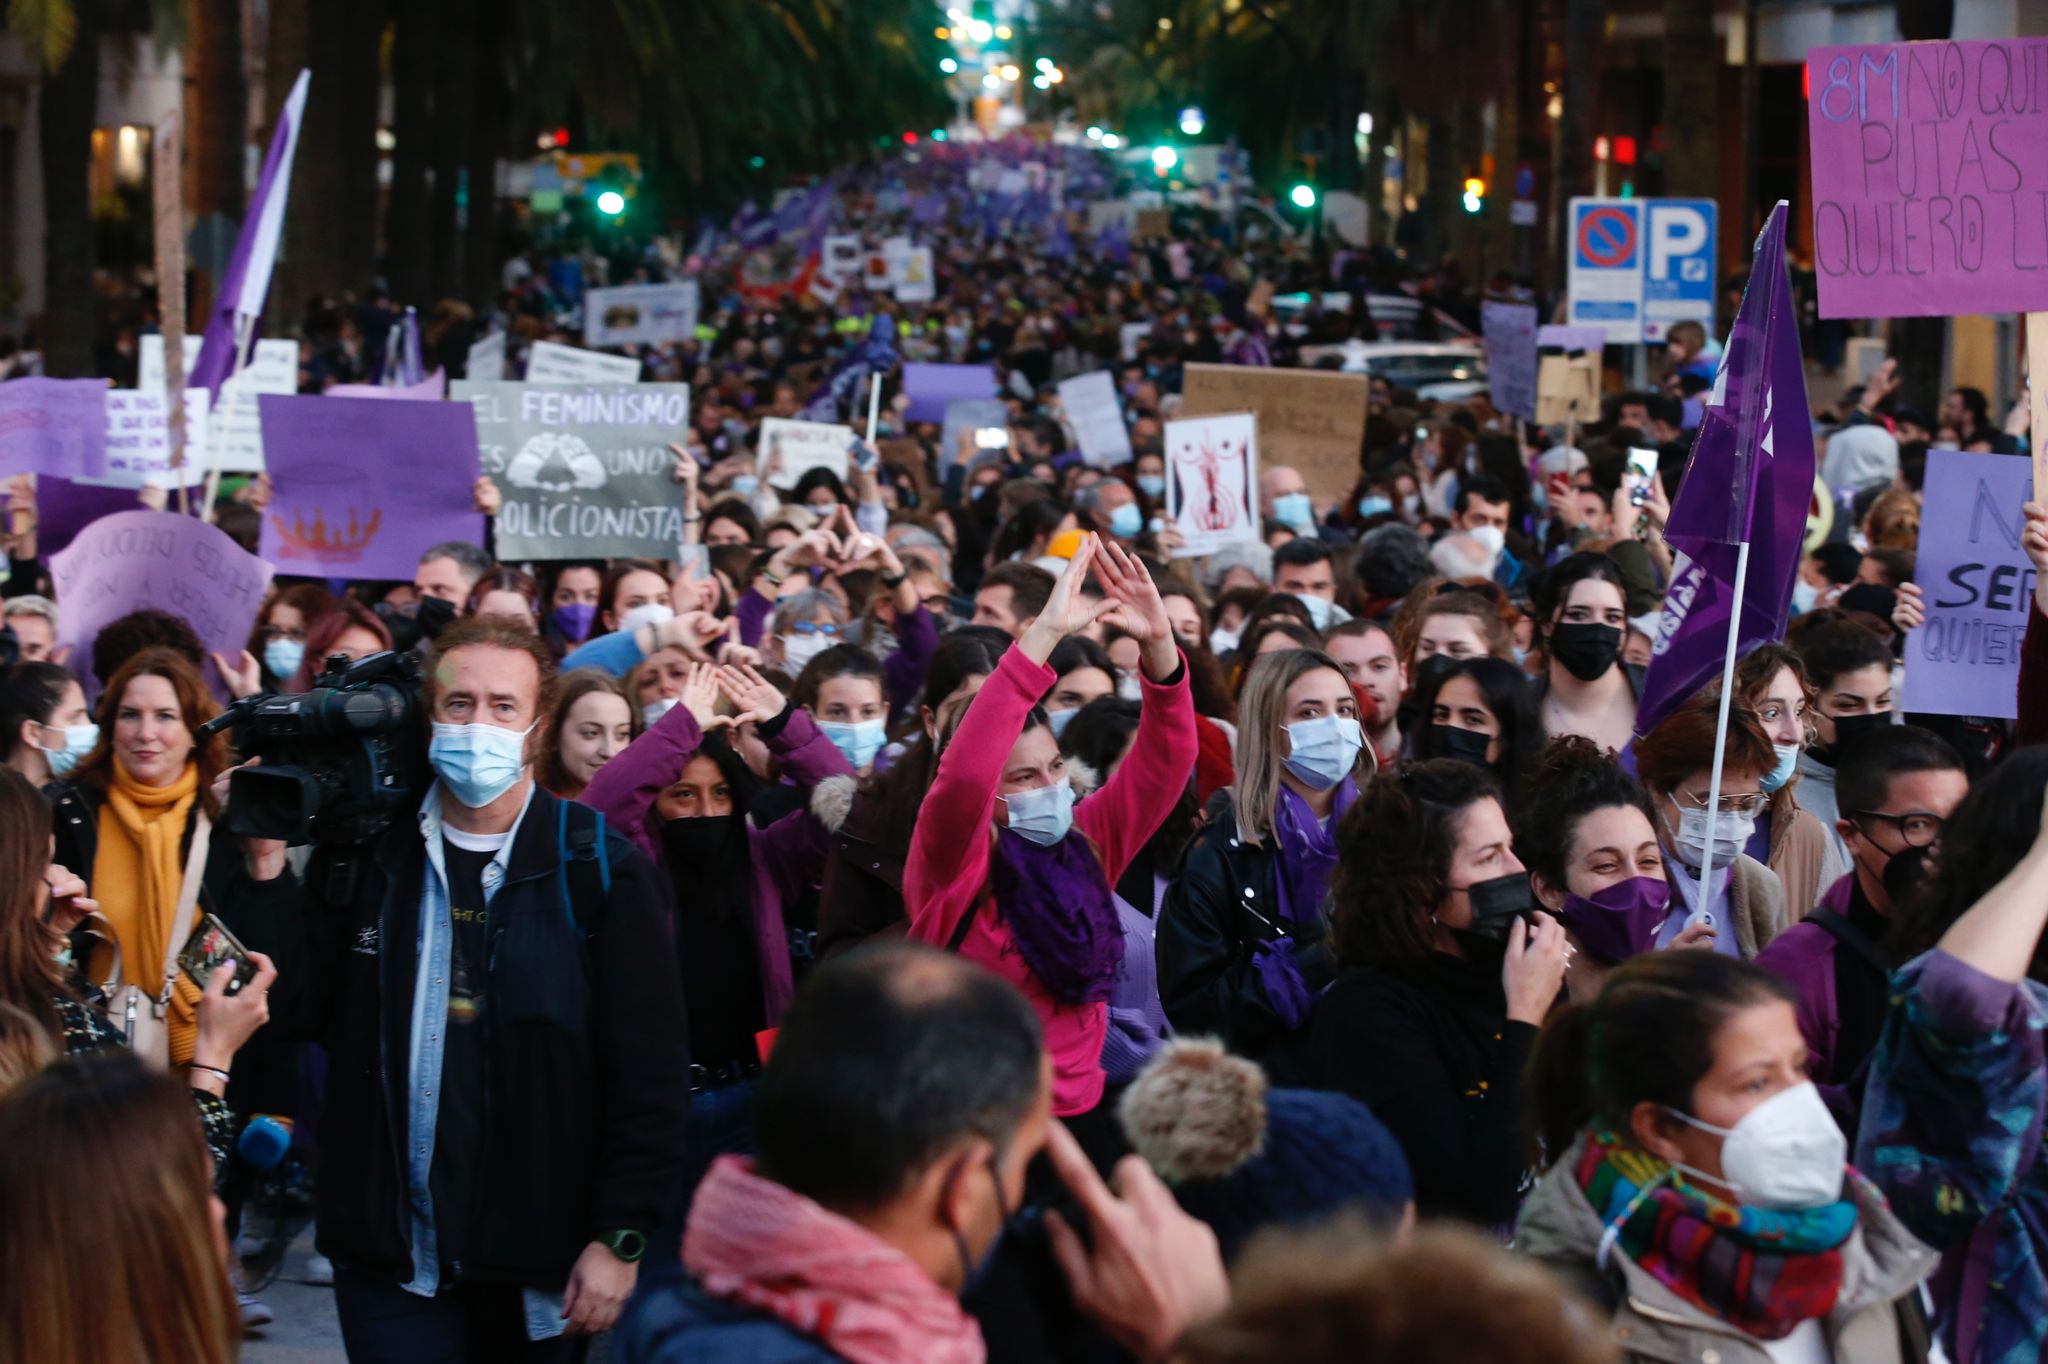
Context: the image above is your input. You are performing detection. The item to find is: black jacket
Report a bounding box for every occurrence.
[1295,953,1536,1228]
[239,785,689,1290]
[1155,799,1334,1063]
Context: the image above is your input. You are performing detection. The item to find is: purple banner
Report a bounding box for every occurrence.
[257,394,484,581]
[1807,39,2048,320]
[49,510,273,701]
[35,478,200,556]
[901,363,997,423]
[0,379,110,481]
[328,370,447,401]
[1635,203,1816,739]
[1899,450,2032,719]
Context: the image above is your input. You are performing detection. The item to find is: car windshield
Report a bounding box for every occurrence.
[1363,353,1483,387]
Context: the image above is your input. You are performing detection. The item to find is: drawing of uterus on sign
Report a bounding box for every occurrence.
[270,463,382,564]
[1174,431,1247,533]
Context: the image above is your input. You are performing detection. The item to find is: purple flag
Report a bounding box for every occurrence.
[0,379,110,481]
[190,70,309,400]
[1635,203,1815,739]
[257,393,483,581]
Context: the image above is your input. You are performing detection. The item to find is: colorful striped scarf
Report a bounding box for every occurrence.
[1574,1130,1856,1340]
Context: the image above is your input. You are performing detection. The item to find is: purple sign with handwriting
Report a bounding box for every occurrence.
[901,363,997,423]
[0,379,109,480]
[1900,449,2033,719]
[49,510,272,701]
[257,394,484,581]
[1807,39,2048,319]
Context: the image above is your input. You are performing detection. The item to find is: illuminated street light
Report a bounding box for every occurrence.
[1178,105,1205,136]
[1151,145,1178,171]
[1047,68,1063,82]
[995,24,1012,39]
[970,19,992,41]
[1086,125,1103,140]
[1036,57,1053,71]
[1101,133,1122,149]
[935,26,950,38]
[939,56,958,72]
[1157,16,1173,30]
[595,190,627,216]
[1033,75,1050,89]
[999,63,1020,80]
[982,72,1000,89]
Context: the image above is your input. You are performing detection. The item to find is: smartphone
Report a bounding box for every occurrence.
[179,913,258,996]
[1625,447,1659,507]
[848,438,879,472]
[974,427,1010,450]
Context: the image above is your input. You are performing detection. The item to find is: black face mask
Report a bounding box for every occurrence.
[658,815,746,881]
[416,592,458,644]
[1427,722,1494,769]
[1444,871,1537,967]
[1828,709,1893,755]
[1547,622,1623,682]
[1878,842,1932,907]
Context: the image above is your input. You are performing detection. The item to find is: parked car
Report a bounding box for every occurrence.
[1294,340,1487,393]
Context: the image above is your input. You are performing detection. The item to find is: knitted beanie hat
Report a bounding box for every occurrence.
[1118,1038,1414,1261]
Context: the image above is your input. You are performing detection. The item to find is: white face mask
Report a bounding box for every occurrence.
[780,632,834,673]
[1208,625,1242,656]
[620,602,675,634]
[1469,525,1506,564]
[1791,579,1820,614]
[1294,592,1334,632]
[1661,1082,1847,1210]
[1002,777,1075,846]
[1281,714,1363,791]
[1668,805,1757,871]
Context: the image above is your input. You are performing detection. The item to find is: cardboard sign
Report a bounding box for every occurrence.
[1178,363,1366,498]
[49,510,272,701]
[1900,449,2034,718]
[258,394,486,581]
[1535,352,1602,425]
[456,381,690,560]
[525,340,643,385]
[92,390,214,488]
[584,282,701,347]
[1165,412,1259,558]
[760,417,855,490]
[467,330,506,382]
[1134,209,1170,241]
[1807,39,2048,319]
[895,246,937,304]
[1481,301,1539,422]
[1057,371,1132,469]
[0,379,111,481]
[140,335,296,473]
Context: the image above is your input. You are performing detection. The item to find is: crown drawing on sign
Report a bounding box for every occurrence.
[271,507,382,561]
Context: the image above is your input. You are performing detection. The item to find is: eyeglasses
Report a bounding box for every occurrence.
[1678,789,1769,817]
[1849,809,1945,848]
[789,621,841,637]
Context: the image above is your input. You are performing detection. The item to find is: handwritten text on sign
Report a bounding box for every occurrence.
[1806,39,2048,319]
[1900,450,2035,719]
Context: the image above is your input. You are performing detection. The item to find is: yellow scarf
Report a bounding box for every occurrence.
[96,762,204,1065]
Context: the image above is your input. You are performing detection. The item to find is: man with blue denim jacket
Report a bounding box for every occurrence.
[240,616,688,1361]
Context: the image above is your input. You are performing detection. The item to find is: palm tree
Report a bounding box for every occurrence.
[14,0,100,374]
[1660,0,1718,197]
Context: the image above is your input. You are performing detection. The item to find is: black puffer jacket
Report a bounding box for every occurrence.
[1155,797,1333,1064]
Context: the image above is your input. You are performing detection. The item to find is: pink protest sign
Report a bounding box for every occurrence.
[1807,38,2048,319]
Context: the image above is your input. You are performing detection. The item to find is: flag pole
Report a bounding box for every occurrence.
[1692,536,1753,918]
[201,312,253,523]
[866,371,883,445]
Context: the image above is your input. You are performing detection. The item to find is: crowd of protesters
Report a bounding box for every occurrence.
[1,147,2046,1364]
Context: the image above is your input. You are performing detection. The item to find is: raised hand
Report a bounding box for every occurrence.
[2024,502,2048,618]
[472,475,503,517]
[211,649,265,699]
[679,661,722,729]
[716,663,785,728]
[657,609,729,657]
[1893,580,1926,633]
[1092,536,1180,681]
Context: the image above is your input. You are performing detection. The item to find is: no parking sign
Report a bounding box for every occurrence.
[1568,197,1717,346]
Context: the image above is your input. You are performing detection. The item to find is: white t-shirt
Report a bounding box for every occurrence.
[1762,1319,1830,1364]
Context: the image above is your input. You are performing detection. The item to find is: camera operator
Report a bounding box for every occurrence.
[234,616,688,1358]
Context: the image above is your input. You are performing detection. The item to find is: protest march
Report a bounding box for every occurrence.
[6,12,2048,1364]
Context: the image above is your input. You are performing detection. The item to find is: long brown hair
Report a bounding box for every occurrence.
[541,669,641,797]
[0,770,64,1033]
[66,649,229,813]
[0,1053,238,1364]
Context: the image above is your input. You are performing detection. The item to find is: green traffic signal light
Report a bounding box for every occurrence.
[1289,183,1317,210]
[595,189,626,216]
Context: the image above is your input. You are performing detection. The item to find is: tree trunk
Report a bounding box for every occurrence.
[186,0,245,326]
[386,0,437,307]
[335,16,382,296]
[38,0,99,377]
[429,0,478,301]
[1554,0,1599,294]
[1660,0,1717,197]
[1889,0,1952,411]
[462,22,504,310]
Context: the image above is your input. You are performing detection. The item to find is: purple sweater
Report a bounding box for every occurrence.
[578,702,853,1025]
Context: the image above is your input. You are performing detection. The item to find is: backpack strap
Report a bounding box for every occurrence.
[1804,907,1889,976]
[555,799,612,935]
[945,903,978,954]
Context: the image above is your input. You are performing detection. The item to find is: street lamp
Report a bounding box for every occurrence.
[999,63,1020,81]
[1151,145,1179,172]
[1086,126,1103,140]
[1101,133,1122,149]
[940,57,958,73]
[1178,106,1204,137]
[1289,183,1317,210]
[595,190,626,217]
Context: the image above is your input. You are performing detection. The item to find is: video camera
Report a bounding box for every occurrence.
[197,650,429,846]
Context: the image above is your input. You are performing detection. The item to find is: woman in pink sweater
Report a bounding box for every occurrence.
[904,535,1197,1122]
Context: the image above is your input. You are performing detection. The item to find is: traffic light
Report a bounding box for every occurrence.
[1289,182,1317,210]
[595,189,627,217]
[1462,176,1485,213]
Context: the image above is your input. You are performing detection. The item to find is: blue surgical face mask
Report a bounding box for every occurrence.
[1108,502,1143,539]
[818,717,887,770]
[731,474,760,496]
[1357,494,1393,519]
[1137,474,1165,498]
[1760,742,1801,794]
[1791,579,1820,614]
[1273,491,1314,533]
[429,721,533,808]
[1046,707,1078,739]
[1295,592,1334,632]
[642,697,678,727]
[36,722,99,778]
[263,638,306,681]
[1282,714,1363,791]
[1002,776,1075,846]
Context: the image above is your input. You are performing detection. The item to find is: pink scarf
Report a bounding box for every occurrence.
[683,1156,986,1364]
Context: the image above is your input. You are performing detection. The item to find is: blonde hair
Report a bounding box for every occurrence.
[0,1001,57,1099]
[1232,649,1364,847]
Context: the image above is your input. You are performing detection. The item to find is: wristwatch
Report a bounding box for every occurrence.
[597,1229,646,1263]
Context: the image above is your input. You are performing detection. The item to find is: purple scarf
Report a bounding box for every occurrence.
[1270,779,1357,925]
[990,828,1124,1005]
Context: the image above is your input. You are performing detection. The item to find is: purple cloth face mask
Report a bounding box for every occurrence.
[552,602,598,643]
[1557,875,1673,965]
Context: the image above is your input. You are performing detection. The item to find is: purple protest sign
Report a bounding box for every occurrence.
[49,510,273,701]
[328,369,448,401]
[1900,450,2033,719]
[1636,203,1816,739]
[1483,302,1539,421]
[1807,39,2048,319]
[1537,325,1608,354]
[901,363,997,423]
[34,478,200,556]
[0,379,110,481]
[257,394,484,581]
